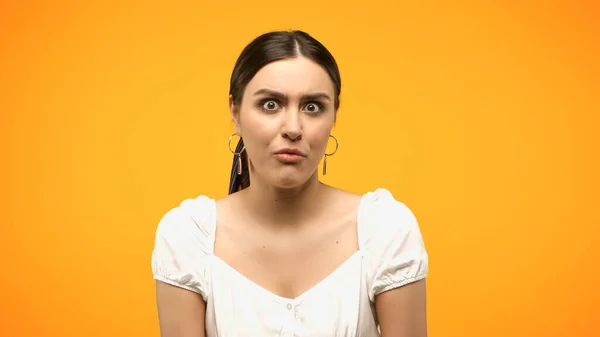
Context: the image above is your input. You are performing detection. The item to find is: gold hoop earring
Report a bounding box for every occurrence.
[323,135,339,176]
[228,133,245,175]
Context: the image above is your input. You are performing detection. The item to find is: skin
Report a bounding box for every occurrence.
[155,55,427,337]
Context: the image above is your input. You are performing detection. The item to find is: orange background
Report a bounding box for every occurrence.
[2,1,599,336]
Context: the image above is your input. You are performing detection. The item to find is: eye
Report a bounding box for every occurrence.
[261,100,280,111]
[303,102,324,114]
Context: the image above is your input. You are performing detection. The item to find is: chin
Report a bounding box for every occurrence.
[270,171,312,189]
[271,177,304,189]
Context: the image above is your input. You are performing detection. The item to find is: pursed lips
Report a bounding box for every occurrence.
[273,148,307,163]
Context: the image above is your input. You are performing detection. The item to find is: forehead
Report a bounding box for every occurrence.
[244,56,334,97]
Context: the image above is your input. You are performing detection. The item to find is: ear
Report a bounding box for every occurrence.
[229,95,242,135]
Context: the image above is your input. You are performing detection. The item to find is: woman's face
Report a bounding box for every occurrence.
[230,56,336,189]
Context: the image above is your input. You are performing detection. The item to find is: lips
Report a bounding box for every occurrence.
[273,148,306,163]
[274,148,307,157]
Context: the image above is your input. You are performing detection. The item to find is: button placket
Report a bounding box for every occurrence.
[280,301,296,336]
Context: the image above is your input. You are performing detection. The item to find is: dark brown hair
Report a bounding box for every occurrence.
[228,30,342,194]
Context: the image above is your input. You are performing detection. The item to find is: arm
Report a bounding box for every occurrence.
[151,200,214,337]
[375,279,427,337]
[156,280,206,337]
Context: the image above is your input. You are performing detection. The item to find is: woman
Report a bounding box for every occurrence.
[151,30,429,337]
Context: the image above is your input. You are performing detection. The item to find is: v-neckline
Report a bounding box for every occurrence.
[209,192,368,303]
[211,250,362,303]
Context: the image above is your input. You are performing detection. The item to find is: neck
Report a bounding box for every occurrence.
[239,171,328,227]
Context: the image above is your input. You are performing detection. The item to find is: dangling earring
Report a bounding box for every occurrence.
[228,133,245,175]
[323,135,339,175]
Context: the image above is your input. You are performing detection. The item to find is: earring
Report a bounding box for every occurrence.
[228,134,245,175]
[323,135,339,175]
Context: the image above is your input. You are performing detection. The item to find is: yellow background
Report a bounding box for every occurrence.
[2,1,599,336]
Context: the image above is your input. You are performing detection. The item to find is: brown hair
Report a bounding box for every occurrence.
[228,30,342,194]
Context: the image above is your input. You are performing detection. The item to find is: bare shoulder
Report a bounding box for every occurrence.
[327,185,363,202]
[213,191,252,257]
[323,185,363,216]
[214,190,239,209]
[214,190,244,225]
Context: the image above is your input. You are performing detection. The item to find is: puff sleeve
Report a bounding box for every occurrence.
[361,189,429,301]
[151,196,215,301]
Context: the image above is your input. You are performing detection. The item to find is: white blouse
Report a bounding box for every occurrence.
[151,188,429,337]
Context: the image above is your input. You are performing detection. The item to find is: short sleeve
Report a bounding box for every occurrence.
[360,189,429,301]
[151,196,215,300]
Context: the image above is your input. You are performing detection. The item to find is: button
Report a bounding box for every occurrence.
[286,303,292,310]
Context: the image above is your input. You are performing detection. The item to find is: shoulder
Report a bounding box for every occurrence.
[358,188,429,299]
[154,194,217,251]
[327,186,364,211]
[358,188,422,249]
[360,188,418,226]
[151,194,216,297]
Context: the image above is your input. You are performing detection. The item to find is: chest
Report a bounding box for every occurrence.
[214,215,359,300]
[205,252,380,337]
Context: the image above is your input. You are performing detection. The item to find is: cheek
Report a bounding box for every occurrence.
[239,111,275,152]
[309,127,334,155]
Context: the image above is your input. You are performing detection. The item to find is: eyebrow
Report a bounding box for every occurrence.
[252,88,331,101]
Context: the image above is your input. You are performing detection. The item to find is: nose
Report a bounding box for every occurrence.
[281,108,303,141]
